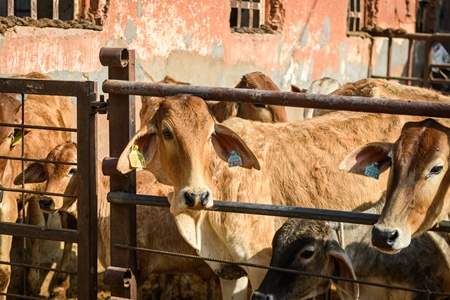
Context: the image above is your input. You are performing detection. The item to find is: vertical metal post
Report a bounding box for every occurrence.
[53,0,59,19]
[30,0,37,18]
[406,38,414,85]
[386,37,392,79]
[7,0,14,16]
[100,47,137,299]
[76,81,98,300]
[424,37,433,87]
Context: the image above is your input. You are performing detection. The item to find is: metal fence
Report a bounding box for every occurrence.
[0,77,98,299]
[101,47,450,299]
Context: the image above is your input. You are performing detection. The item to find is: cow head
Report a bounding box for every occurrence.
[207,71,288,123]
[251,219,358,300]
[0,93,26,155]
[117,94,260,215]
[340,118,450,253]
[14,142,78,217]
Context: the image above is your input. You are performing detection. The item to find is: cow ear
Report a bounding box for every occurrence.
[212,123,260,170]
[339,142,393,176]
[327,243,359,300]
[207,101,238,123]
[116,125,157,174]
[14,163,46,185]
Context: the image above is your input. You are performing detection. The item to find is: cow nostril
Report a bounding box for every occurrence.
[199,192,210,206]
[184,192,195,207]
[39,199,54,210]
[372,226,399,250]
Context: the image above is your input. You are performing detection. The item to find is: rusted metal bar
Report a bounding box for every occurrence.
[102,157,120,176]
[0,222,77,242]
[106,191,450,234]
[76,81,98,300]
[386,37,392,78]
[0,260,77,274]
[99,47,130,68]
[101,47,137,299]
[0,155,77,165]
[102,80,450,118]
[424,38,433,88]
[370,75,423,83]
[0,77,94,96]
[0,186,76,198]
[0,123,77,132]
[406,38,414,85]
[103,266,133,287]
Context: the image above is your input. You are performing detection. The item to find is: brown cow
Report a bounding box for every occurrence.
[206,71,288,123]
[20,73,288,299]
[17,142,221,299]
[0,93,25,157]
[115,79,450,294]
[340,118,450,253]
[301,78,450,118]
[0,72,72,297]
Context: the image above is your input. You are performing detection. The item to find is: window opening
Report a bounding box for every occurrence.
[347,0,362,32]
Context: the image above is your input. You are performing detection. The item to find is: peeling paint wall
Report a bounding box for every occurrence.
[0,0,416,124]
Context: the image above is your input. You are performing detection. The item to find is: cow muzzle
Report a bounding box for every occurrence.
[251,291,275,300]
[371,224,410,253]
[183,191,211,210]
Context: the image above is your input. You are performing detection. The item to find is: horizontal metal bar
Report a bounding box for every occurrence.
[0,155,77,166]
[370,75,423,82]
[102,80,450,117]
[429,63,450,68]
[107,192,450,233]
[0,77,94,97]
[0,122,77,133]
[115,244,450,298]
[0,260,77,275]
[0,187,77,199]
[430,78,450,85]
[0,291,46,300]
[0,222,78,243]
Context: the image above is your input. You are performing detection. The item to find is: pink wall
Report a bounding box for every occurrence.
[0,0,416,126]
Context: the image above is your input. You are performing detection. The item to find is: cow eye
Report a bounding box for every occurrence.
[300,245,315,259]
[429,165,443,176]
[68,168,77,176]
[162,129,173,140]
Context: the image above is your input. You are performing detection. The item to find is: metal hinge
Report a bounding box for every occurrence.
[91,94,109,114]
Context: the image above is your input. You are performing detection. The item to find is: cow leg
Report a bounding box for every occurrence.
[48,211,74,299]
[27,201,46,296]
[219,277,248,300]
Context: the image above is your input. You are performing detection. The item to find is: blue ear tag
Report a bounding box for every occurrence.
[364,162,379,180]
[228,150,242,168]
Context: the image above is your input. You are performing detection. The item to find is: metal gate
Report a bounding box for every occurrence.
[0,76,98,299]
[101,47,450,299]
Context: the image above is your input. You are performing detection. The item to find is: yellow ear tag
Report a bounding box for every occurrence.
[128,145,146,168]
[11,131,24,148]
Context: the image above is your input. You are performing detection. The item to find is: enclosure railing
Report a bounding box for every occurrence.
[0,77,98,299]
[101,47,450,300]
[368,32,450,88]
